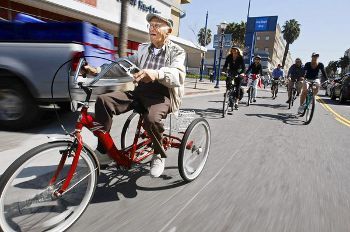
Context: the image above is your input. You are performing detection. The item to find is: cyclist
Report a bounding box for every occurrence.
[298,52,328,114]
[222,46,245,109]
[286,58,304,103]
[83,13,186,178]
[245,55,263,102]
[271,64,284,98]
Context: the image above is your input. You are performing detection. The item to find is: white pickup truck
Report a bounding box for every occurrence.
[0,42,84,130]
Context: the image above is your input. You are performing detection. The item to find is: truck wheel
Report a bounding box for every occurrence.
[0,78,39,130]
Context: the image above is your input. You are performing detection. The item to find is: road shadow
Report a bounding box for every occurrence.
[245,112,304,125]
[180,108,223,120]
[91,165,186,204]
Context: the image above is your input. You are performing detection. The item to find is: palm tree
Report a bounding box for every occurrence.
[118,0,129,58]
[197,28,212,47]
[281,19,301,68]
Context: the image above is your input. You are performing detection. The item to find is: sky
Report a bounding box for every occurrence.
[179,0,349,66]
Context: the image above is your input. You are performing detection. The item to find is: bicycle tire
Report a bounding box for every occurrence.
[222,90,230,117]
[0,141,98,232]
[304,95,315,125]
[247,87,252,106]
[178,118,211,182]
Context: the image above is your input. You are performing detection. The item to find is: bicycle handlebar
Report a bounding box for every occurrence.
[74,58,140,87]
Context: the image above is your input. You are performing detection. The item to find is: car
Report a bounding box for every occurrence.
[329,76,343,100]
[329,73,350,103]
[338,73,350,103]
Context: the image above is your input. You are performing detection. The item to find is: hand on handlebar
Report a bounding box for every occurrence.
[133,69,158,83]
[81,64,99,77]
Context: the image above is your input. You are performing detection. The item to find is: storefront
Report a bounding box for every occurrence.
[0,0,204,68]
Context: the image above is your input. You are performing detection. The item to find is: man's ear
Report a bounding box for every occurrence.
[167,27,172,34]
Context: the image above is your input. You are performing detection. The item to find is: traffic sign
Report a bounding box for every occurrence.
[213,34,232,48]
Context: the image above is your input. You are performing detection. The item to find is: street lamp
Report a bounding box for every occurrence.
[214,21,228,88]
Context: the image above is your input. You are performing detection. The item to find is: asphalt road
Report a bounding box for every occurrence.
[1,87,350,232]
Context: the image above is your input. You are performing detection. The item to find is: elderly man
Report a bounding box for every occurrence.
[83,13,186,177]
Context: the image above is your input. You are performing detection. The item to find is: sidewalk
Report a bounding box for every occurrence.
[184,78,226,96]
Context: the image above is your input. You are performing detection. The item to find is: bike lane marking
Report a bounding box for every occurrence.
[316,96,350,128]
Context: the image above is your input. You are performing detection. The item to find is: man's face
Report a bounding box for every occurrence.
[311,56,318,62]
[254,58,260,64]
[295,59,301,67]
[148,18,171,47]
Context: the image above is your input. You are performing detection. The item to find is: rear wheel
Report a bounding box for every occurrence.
[121,112,149,150]
[0,141,98,232]
[178,118,211,182]
[0,78,39,130]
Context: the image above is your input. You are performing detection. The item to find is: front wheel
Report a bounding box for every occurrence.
[178,118,211,182]
[0,141,98,232]
[222,90,230,118]
[304,94,316,125]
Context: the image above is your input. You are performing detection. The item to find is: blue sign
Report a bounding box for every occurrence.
[213,34,232,48]
[255,17,268,31]
[244,16,278,65]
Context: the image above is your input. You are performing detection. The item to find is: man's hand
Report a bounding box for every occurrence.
[82,65,99,76]
[133,69,158,83]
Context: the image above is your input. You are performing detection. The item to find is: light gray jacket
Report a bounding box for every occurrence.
[101,40,186,114]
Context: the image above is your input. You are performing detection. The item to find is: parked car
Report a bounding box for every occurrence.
[328,77,343,100]
[329,73,350,103]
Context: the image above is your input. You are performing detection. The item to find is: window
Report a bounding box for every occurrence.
[255,47,259,51]
[256,36,261,40]
[265,36,270,40]
[264,47,269,52]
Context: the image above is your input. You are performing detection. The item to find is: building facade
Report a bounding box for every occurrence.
[255,24,293,74]
[0,0,203,69]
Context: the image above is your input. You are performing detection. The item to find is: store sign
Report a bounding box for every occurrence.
[116,0,160,14]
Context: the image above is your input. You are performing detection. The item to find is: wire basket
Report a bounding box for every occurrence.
[163,110,196,132]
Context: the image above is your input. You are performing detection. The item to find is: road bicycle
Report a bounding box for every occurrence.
[288,81,298,109]
[0,58,211,232]
[299,80,317,125]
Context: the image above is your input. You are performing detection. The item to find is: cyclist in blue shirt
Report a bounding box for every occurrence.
[271,64,284,97]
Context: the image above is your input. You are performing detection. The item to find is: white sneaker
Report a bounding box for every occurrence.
[298,104,305,114]
[94,149,113,166]
[150,154,165,178]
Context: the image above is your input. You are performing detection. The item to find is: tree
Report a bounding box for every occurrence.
[326,61,338,77]
[197,28,212,47]
[118,0,129,57]
[281,19,301,68]
[338,55,350,74]
[224,21,246,49]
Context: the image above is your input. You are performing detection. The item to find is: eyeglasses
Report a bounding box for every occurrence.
[147,23,167,30]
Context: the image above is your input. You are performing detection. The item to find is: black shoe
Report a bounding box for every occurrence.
[286,99,290,104]
[234,103,238,110]
[253,99,256,103]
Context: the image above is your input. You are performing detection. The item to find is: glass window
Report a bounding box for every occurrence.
[256,36,261,40]
[264,47,269,52]
[265,36,270,40]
